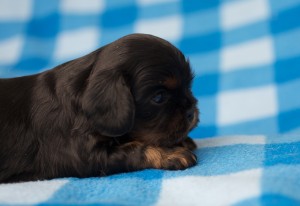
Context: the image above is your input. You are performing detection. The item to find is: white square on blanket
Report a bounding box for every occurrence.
[157,169,262,206]
[0,36,24,65]
[217,85,278,125]
[0,0,32,21]
[53,28,100,62]
[220,37,274,72]
[134,15,182,43]
[220,0,270,31]
[0,179,68,204]
[60,0,105,14]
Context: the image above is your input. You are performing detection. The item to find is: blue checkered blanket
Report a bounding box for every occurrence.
[1,1,300,205]
[0,135,299,205]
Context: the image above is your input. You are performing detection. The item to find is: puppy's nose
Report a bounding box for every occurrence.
[186,109,195,122]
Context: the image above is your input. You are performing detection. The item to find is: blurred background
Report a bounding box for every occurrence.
[0,0,300,138]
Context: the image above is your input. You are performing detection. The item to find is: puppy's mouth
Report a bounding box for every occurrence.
[188,109,199,131]
[130,109,199,147]
[174,109,199,144]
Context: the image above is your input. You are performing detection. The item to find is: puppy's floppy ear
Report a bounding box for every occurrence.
[82,69,135,137]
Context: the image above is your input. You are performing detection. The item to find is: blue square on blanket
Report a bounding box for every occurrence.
[218,116,278,135]
[15,58,49,75]
[27,13,60,38]
[105,0,135,9]
[101,6,137,28]
[273,29,300,60]
[278,109,300,133]
[138,1,181,19]
[270,5,300,34]
[219,65,274,91]
[101,26,133,45]
[0,22,26,40]
[189,51,220,75]
[43,170,163,205]
[222,21,269,46]
[274,57,300,83]
[32,0,59,17]
[190,125,217,138]
[181,0,219,13]
[193,74,219,96]
[180,32,221,54]
[182,8,220,37]
[264,141,300,165]
[261,165,300,204]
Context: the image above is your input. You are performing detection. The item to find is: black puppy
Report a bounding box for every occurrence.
[0,34,199,183]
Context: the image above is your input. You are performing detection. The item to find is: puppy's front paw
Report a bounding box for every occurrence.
[144,147,197,170]
[164,147,197,170]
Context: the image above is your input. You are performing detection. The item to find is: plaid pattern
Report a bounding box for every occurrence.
[1,2,300,205]
[1,0,300,138]
[0,134,299,205]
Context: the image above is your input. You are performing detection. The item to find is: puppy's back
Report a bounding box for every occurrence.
[0,76,38,182]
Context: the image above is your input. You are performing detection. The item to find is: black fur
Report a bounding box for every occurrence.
[0,34,199,183]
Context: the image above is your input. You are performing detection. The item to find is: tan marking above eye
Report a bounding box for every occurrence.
[164,77,180,89]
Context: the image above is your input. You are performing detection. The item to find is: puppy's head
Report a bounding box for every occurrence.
[82,34,198,146]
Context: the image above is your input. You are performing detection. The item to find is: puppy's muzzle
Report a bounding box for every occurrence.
[187,109,199,131]
[186,109,195,122]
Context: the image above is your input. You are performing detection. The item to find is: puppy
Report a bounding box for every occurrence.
[0,34,199,183]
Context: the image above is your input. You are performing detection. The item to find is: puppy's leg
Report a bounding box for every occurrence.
[103,142,197,174]
[2,172,40,183]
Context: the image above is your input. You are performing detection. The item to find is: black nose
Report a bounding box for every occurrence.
[186,109,194,122]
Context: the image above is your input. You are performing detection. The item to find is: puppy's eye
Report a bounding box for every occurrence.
[152,91,167,104]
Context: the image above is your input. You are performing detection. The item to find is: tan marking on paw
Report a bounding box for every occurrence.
[144,146,196,169]
[144,147,163,168]
[167,148,190,167]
